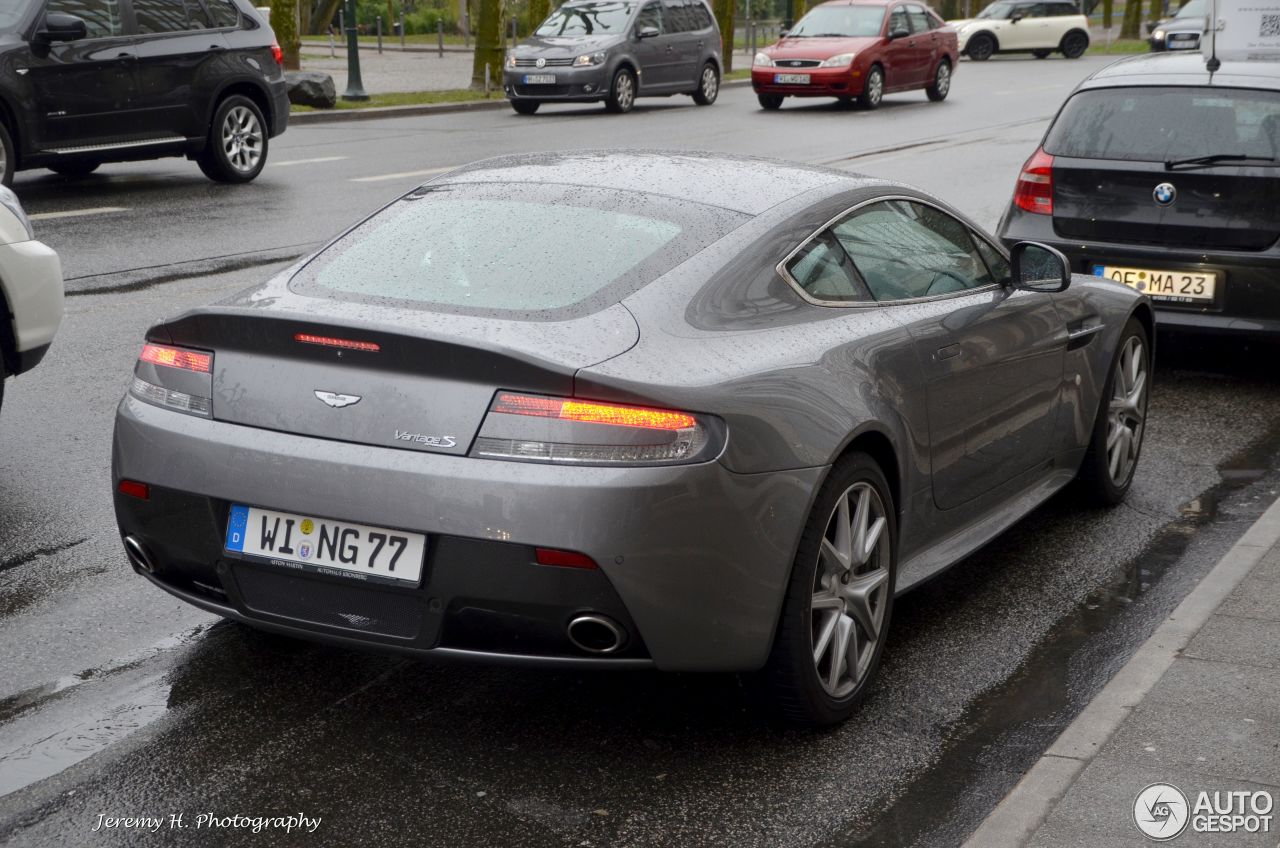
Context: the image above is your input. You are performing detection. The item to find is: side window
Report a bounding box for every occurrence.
[1053,2,1080,14]
[784,232,871,303]
[690,0,714,29]
[661,0,691,32]
[186,0,211,27]
[1020,3,1047,16]
[906,4,931,32]
[887,6,910,34]
[204,0,241,28]
[636,2,663,33]
[132,0,195,32]
[971,234,1011,284]
[45,0,124,37]
[832,200,996,302]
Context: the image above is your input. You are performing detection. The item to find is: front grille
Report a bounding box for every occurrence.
[515,84,574,96]
[235,565,423,639]
[1167,32,1198,41]
[514,57,574,67]
[772,59,822,68]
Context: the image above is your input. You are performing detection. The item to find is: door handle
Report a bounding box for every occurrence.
[937,343,961,361]
[208,44,225,50]
[665,45,674,52]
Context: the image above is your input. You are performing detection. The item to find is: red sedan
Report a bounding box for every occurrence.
[752,0,959,110]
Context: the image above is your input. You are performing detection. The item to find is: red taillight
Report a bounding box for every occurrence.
[118,479,150,500]
[534,548,599,569]
[271,40,284,65]
[140,343,212,373]
[294,333,380,353]
[1013,147,1055,215]
[492,392,697,431]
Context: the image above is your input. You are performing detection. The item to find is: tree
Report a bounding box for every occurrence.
[1120,0,1141,38]
[712,0,734,72]
[528,0,550,31]
[270,0,302,69]
[1102,0,1112,28]
[471,0,505,89]
[309,0,343,33]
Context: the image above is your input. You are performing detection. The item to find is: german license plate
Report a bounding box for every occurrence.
[225,504,426,584]
[1092,264,1217,303]
[1167,37,1198,49]
[775,73,810,84]
[522,73,557,84]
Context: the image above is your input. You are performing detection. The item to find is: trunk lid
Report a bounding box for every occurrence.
[154,299,639,457]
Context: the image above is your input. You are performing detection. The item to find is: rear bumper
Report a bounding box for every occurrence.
[112,395,823,672]
[268,77,290,136]
[999,207,1280,337]
[752,67,862,97]
[0,239,64,372]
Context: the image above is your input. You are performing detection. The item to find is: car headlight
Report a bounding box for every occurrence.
[505,53,517,68]
[1152,28,1165,38]
[754,51,773,66]
[0,186,34,241]
[819,52,856,67]
[573,51,606,66]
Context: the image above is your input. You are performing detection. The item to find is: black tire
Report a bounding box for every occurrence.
[0,122,14,188]
[48,160,100,177]
[0,350,6,417]
[510,99,540,115]
[757,93,784,110]
[692,61,719,105]
[604,67,637,113]
[857,65,884,109]
[1077,317,1150,506]
[967,32,996,60]
[758,452,898,726]
[1032,48,1051,58]
[197,95,268,183]
[1060,30,1089,58]
[925,59,951,102]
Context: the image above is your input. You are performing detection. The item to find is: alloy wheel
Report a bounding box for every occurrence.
[221,105,264,174]
[616,73,635,111]
[934,63,950,97]
[810,482,891,698]
[1106,335,1147,486]
[701,66,718,101]
[866,70,883,106]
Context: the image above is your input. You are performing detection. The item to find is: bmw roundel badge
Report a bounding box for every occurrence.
[1153,182,1177,206]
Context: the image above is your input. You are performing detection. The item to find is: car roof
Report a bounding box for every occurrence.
[1080,53,1280,90]
[428,150,868,215]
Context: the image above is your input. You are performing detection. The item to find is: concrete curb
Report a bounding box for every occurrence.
[288,77,754,124]
[962,493,1280,848]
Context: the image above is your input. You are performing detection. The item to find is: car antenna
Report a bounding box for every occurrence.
[1204,0,1220,72]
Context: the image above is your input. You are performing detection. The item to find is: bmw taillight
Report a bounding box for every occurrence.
[271,40,284,66]
[470,391,724,466]
[129,342,214,417]
[1013,147,1055,215]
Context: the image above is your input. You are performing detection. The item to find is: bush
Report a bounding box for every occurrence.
[403,7,459,33]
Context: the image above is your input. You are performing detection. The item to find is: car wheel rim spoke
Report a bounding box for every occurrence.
[810,481,890,698]
[938,66,950,93]
[222,107,262,172]
[1105,336,1146,485]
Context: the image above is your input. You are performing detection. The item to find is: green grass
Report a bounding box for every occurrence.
[1087,37,1152,53]
[290,87,498,112]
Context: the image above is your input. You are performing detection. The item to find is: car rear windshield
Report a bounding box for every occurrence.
[1043,86,1280,162]
[789,4,886,37]
[536,2,634,35]
[290,182,746,319]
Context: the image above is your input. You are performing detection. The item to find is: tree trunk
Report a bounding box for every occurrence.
[270,0,301,69]
[1120,0,1141,39]
[311,0,342,33]
[1147,0,1162,29]
[712,0,734,72]
[471,0,504,89]
[1102,0,1112,28]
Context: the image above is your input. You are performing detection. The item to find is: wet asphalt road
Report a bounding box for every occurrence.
[2,55,1280,847]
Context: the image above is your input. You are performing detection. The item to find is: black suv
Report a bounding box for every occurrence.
[998,54,1280,337]
[0,0,289,185]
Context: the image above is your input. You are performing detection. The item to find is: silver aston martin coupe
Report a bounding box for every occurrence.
[112,151,1151,725]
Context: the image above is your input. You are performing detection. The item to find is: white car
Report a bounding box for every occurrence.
[0,187,63,416]
[949,0,1090,60]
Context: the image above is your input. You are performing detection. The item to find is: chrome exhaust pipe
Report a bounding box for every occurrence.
[122,535,156,574]
[567,614,626,654]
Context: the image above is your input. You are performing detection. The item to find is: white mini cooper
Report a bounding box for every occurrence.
[949,0,1090,60]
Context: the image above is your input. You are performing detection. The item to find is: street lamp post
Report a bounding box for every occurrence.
[342,0,369,101]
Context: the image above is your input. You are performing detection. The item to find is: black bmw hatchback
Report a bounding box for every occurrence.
[0,0,289,185]
[998,54,1280,337]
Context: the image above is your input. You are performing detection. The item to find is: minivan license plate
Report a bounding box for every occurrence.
[523,73,557,84]
[1093,264,1217,303]
[225,504,426,584]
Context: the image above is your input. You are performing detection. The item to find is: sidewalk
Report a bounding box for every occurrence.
[966,496,1280,847]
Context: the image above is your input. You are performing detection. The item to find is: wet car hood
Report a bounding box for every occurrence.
[1157,15,1204,32]
[764,36,883,60]
[513,34,625,57]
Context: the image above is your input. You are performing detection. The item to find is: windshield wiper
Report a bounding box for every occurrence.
[1165,153,1277,170]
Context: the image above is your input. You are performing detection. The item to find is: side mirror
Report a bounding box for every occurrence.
[889,25,911,38]
[36,12,88,43]
[1011,242,1071,292]
[637,25,660,38]
[1010,13,1024,21]
[779,28,791,37]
